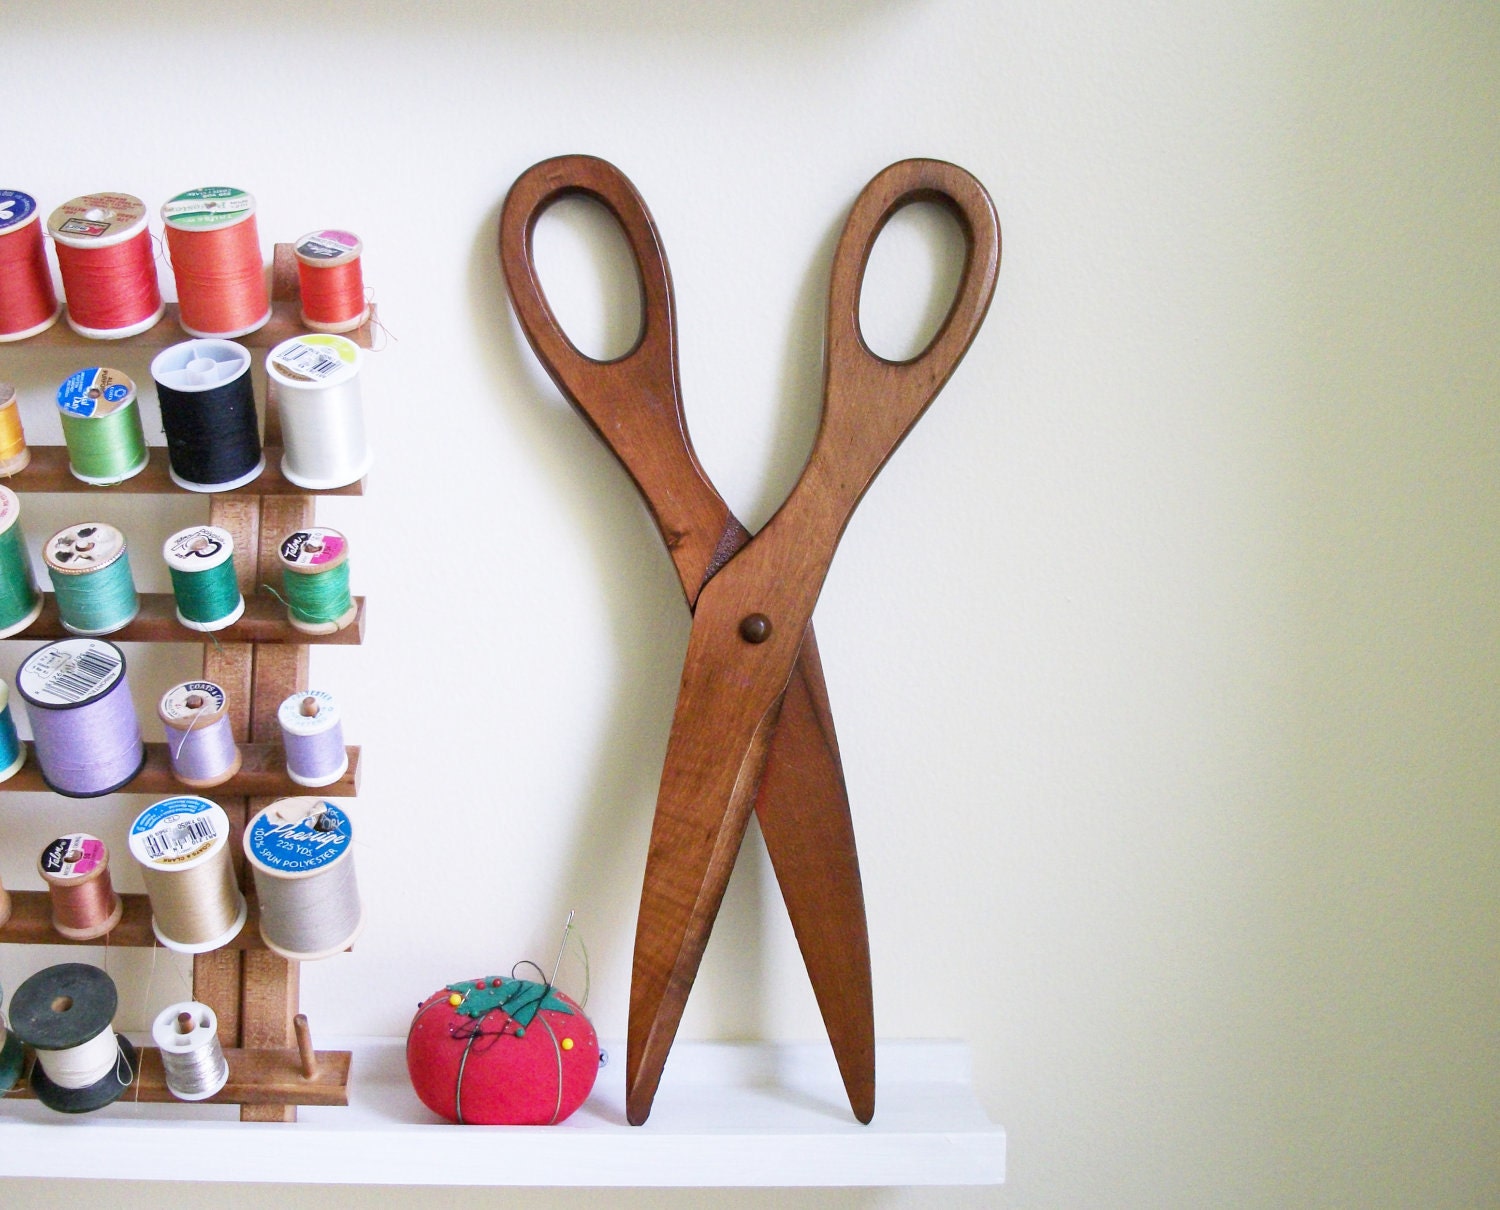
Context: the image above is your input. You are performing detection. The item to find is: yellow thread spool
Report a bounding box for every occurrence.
[0,385,30,478]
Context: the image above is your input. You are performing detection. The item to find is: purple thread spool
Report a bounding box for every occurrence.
[278,689,347,787]
[18,638,145,797]
[159,682,241,789]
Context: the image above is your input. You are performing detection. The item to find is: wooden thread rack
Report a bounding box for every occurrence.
[0,244,371,1119]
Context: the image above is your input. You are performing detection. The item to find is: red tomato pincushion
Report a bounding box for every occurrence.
[406,976,599,1125]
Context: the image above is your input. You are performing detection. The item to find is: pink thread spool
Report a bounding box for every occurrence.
[18,638,145,797]
[38,834,123,940]
[159,682,241,789]
[278,689,347,787]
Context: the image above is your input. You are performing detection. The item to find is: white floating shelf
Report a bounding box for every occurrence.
[0,1037,1005,1188]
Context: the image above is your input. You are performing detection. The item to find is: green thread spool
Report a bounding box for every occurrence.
[55,367,149,485]
[163,525,243,632]
[45,523,139,636]
[0,486,42,638]
[278,527,356,635]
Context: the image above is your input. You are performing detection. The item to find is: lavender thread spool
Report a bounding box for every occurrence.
[159,680,241,788]
[18,638,145,797]
[278,689,347,787]
[243,797,363,961]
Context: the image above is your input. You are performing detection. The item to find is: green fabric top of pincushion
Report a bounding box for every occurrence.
[447,978,575,1029]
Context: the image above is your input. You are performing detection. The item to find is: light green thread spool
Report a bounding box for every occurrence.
[277,527,356,635]
[163,525,243,632]
[55,367,149,485]
[45,523,139,636]
[0,486,41,638]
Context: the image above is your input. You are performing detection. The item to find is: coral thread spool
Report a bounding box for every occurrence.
[0,485,43,637]
[159,681,242,787]
[47,193,164,339]
[278,527,357,634]
[0,383,32,476]
[8,963,137,1113]
[46,522,139,636]
[278,688,348,786]
[294,229,370,333]
[266,334,372,489]
[152,1001,229,1101]
[161,187,270,339]
[55,367,149,484]
[128,797,246,953]
[163,525,243,631]
[39,833,124,940]
[243,798,363,961]
[19,637,146,797]
[150,338,264,491]
[0,190,60,341]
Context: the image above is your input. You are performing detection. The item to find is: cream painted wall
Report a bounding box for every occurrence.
[1,2,1496,1206]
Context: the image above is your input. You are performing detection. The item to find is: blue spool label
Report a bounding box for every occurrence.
[129,797,228,869]
[56,368,135,418]
[247,800,352,874]
[0,191,38,233]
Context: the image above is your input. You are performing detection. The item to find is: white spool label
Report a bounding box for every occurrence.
[129,798,228,868]
[20,639,124,706]
[45,523,126,573]
[163,525,234,572]
[159,681,227,723]
[279,529,347,569]
[247,800,352,874]
[295,229,361,263]
[278,689,341,735]
[267,334,358,385]
[56,368,135,418]
[0,191,38,234]
[47,193,149,242]
[161,187,255,230]
[0,484,20,538]
[40,833,106,880]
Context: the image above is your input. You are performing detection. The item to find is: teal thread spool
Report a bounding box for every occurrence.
[278,527,357,635]
[56,367,149,485]
[0,977,25,1094]
[0,678,27,784]
[45,523,139,636]
[163,525,243,632]
[0,485,42,638]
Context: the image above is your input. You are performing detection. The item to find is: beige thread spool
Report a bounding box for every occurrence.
[127,797,246,954]
[158,681,242,788]
[0,869,11,930]
[243,797,363,961]
[0,384,30,477]
[38,834,123,940]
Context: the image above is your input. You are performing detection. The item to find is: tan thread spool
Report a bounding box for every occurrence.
[127,797,246,954]
[38,834,123,940]
[0,869,11,930]
[0,385,30,477]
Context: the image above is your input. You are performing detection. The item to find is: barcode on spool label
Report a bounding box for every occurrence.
[143,816,218,861]
[275,342,341,380]
[44,645,121,703]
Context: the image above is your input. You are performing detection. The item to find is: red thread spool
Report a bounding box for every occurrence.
[38,834,123,941]
[293,230,369,334]
[0,191,60,341]
[47,193,164,339]
[162,187,270,339]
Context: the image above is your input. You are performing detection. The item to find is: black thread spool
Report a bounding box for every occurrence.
[8,963,137,1113]
[150,338,264,493]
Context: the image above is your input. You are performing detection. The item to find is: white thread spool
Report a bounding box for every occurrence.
[243,797,363,961]
[265,334,372,489]
[7,962,137,1113]
[128,796,246,953]
[152,1001,229,1101]
[278,689,348,787]
[159,681,242,788]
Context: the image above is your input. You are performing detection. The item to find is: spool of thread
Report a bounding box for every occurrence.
[0,870,10,930]
[55,367,149,485]
[163,525,243,631]
[0,979,25,1094]
[45,522,139,635]
[0,485,42,637]
[19,637,145,797]
[0,383,32,476]
[128,796,246,953]
[150,338,264,491]
[278,527,357,635]
[0,190,60,341]
[278,689,348,786]
[243,797,363,961]
[47,193,164,339]
[159,681,242,788]
[161,187,270,340]
[38,833,124,940]
[294,229,370,333]
[266,334,373,489]
[8,963,137,1113]
[152,1001,229,1101]
[0,678,28,784]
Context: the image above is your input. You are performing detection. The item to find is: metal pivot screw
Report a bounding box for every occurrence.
[739,613,773,644]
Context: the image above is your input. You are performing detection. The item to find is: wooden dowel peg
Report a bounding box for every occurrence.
[293,1013,317,1079]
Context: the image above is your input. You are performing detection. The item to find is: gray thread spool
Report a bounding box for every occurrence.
[151,1001,229,1101]
[243,797,363,961]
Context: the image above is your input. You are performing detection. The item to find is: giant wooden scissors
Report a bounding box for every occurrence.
[500,155,999,1125]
